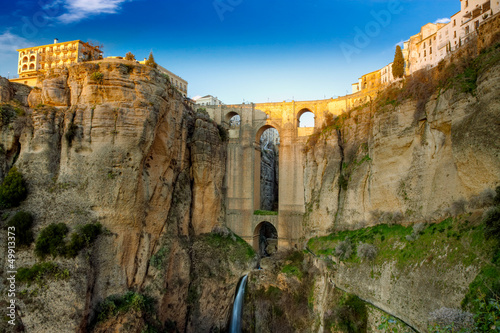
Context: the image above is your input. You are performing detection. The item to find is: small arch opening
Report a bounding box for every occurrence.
[30,55,36,62]
[298,109,315,128]
[22,65,28,71]
[225,111,240,127]
[253,221,278,257]
[29,64,35,70]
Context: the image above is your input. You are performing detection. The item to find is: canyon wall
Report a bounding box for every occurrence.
[303,57,500,237]
[0,60,255,332]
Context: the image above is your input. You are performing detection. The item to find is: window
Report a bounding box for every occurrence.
[466,0,468,7]
[454,19,456,26]
[424,50,427,57]
[465,26,470,34]
[475,21,479,30]
[430,47,432,54]
[454,31,457,38]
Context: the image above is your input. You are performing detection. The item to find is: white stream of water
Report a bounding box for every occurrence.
[229,275,248,333]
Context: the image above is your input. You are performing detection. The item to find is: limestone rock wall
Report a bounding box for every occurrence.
[303,61,500,236]
[0,60,246,332]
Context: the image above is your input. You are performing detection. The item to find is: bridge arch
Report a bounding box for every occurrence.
[253,221,278,256]
[297,108,315,128]
[224,111,241,127]
[255,124,280,143]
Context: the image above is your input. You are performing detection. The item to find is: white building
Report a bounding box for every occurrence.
[381,62,395,85]
[195,95,223,106]
[409,0,499,74]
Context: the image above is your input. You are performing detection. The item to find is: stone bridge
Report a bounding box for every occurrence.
[206,93,370,251]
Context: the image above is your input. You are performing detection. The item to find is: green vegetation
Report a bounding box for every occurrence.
[325,293,367,333]
[90,71,104,84]
[149,246,169,270]
[35,222,102,259]
[217,124,228,142]
[307,215,495,271]
[375,40,500,117]
[93,291,160,331]
[392,45,405,79]
[0,103,24,126]
[0,167,28,208]
[253,209,278,215]
[281,251,305,280]
[6,211,34,247]
[17,262,69,285]
[35,223,68,258]
[64,222,102,258]
[461,188,500,314]
[203,231,255,262]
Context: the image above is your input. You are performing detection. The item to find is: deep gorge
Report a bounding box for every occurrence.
[0,24,499,333]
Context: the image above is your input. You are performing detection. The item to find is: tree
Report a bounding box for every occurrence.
[125,52,136,61]
[392,45,405,79]
[145,51,157,69]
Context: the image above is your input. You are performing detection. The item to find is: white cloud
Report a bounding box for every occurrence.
[434,18,451,24]
[57,0,130,23]
[0,31,29,54]
[394,40,405,48]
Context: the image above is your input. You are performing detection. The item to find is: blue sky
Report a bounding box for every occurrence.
[0,0,459,104]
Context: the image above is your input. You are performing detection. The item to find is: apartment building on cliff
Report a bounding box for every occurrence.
[352,0,499,93]
[10,39,102,87]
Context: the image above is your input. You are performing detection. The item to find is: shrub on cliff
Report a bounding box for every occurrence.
[335,238,353,261]
[64,222,102,258]
[6,211,34,247]
[92,291,157,330]
[35,223,68,258]
[35,222,102,259]
[0,167,28,208]
[90,71,104,84]
[357,243,378,261]
[124,51,136,61]
[17,262,69,285]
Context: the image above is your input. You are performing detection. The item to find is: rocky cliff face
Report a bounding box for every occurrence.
[301,46,500,331]
[303,59,500,237]
[0,60,255,332]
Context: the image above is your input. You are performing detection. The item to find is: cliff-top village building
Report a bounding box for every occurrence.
[7,0,498,102]
[352,0,499,93]
[9,38,188,97]
[10,39,103,87]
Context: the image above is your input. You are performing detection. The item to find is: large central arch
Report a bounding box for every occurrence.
[254,125,280,211]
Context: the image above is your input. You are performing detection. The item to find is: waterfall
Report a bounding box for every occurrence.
[229,275,248,333]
